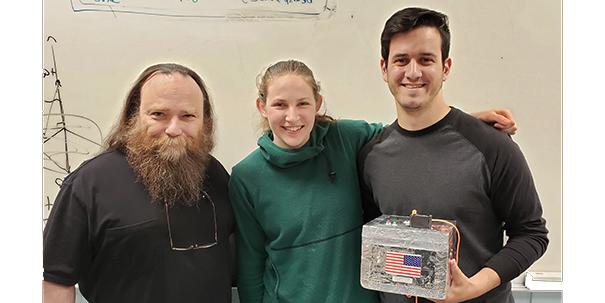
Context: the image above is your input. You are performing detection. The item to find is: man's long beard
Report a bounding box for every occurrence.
[124,120,214,207]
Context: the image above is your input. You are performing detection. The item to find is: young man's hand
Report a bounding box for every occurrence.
[430,259,501,303]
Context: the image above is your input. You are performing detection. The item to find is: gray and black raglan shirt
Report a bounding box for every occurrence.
[358,107,548,303]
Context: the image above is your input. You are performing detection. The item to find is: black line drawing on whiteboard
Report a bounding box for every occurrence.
[43,36,103,222]
[69,0,336,20]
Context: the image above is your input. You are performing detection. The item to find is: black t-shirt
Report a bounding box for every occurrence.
[358,108,548,303]
[43,150,235,303]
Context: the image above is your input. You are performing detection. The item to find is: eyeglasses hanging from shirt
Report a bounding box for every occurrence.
[164,190,218,251]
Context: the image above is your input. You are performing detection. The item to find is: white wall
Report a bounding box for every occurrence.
[43,0,561,274]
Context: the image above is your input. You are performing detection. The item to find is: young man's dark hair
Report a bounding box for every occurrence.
[363,6,548,303]
[380,7,451,64]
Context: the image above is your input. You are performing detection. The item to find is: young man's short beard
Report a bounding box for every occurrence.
[124,118,214,207]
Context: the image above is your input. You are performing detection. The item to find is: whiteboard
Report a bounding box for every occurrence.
[43,0,561,275]
[70,0,336,19]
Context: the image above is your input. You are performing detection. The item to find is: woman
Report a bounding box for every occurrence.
[228,60,516,303]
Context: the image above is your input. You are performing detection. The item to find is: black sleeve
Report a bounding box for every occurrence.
[452,111,549,283]
[43,174,92,286]
[484,138,549,283]
[208,156,238,287]
[229,232,238,287]
[357,136,382,224]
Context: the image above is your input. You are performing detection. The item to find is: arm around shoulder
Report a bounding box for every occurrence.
[336,119,384,149]
[471,108,518,135]
[43,281,75,303]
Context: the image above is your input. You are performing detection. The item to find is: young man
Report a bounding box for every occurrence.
[43,63,235,303]
[359,7,548,303]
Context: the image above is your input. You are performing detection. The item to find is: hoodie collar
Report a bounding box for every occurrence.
[257,122,330,168]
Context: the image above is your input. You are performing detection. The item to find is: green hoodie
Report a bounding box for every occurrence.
[229,119,382,303]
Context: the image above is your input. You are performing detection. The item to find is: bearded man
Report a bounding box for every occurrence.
[43,63,235,303]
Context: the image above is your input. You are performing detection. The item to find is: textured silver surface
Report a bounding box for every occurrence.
[360,215,455,300]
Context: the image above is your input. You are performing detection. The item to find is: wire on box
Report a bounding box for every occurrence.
[432,218,461,266]
[409,210,462,303]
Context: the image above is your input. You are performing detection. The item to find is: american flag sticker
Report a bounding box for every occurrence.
[385,251,422,278]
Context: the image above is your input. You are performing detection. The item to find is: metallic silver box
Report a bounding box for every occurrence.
[360,215,456,300]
